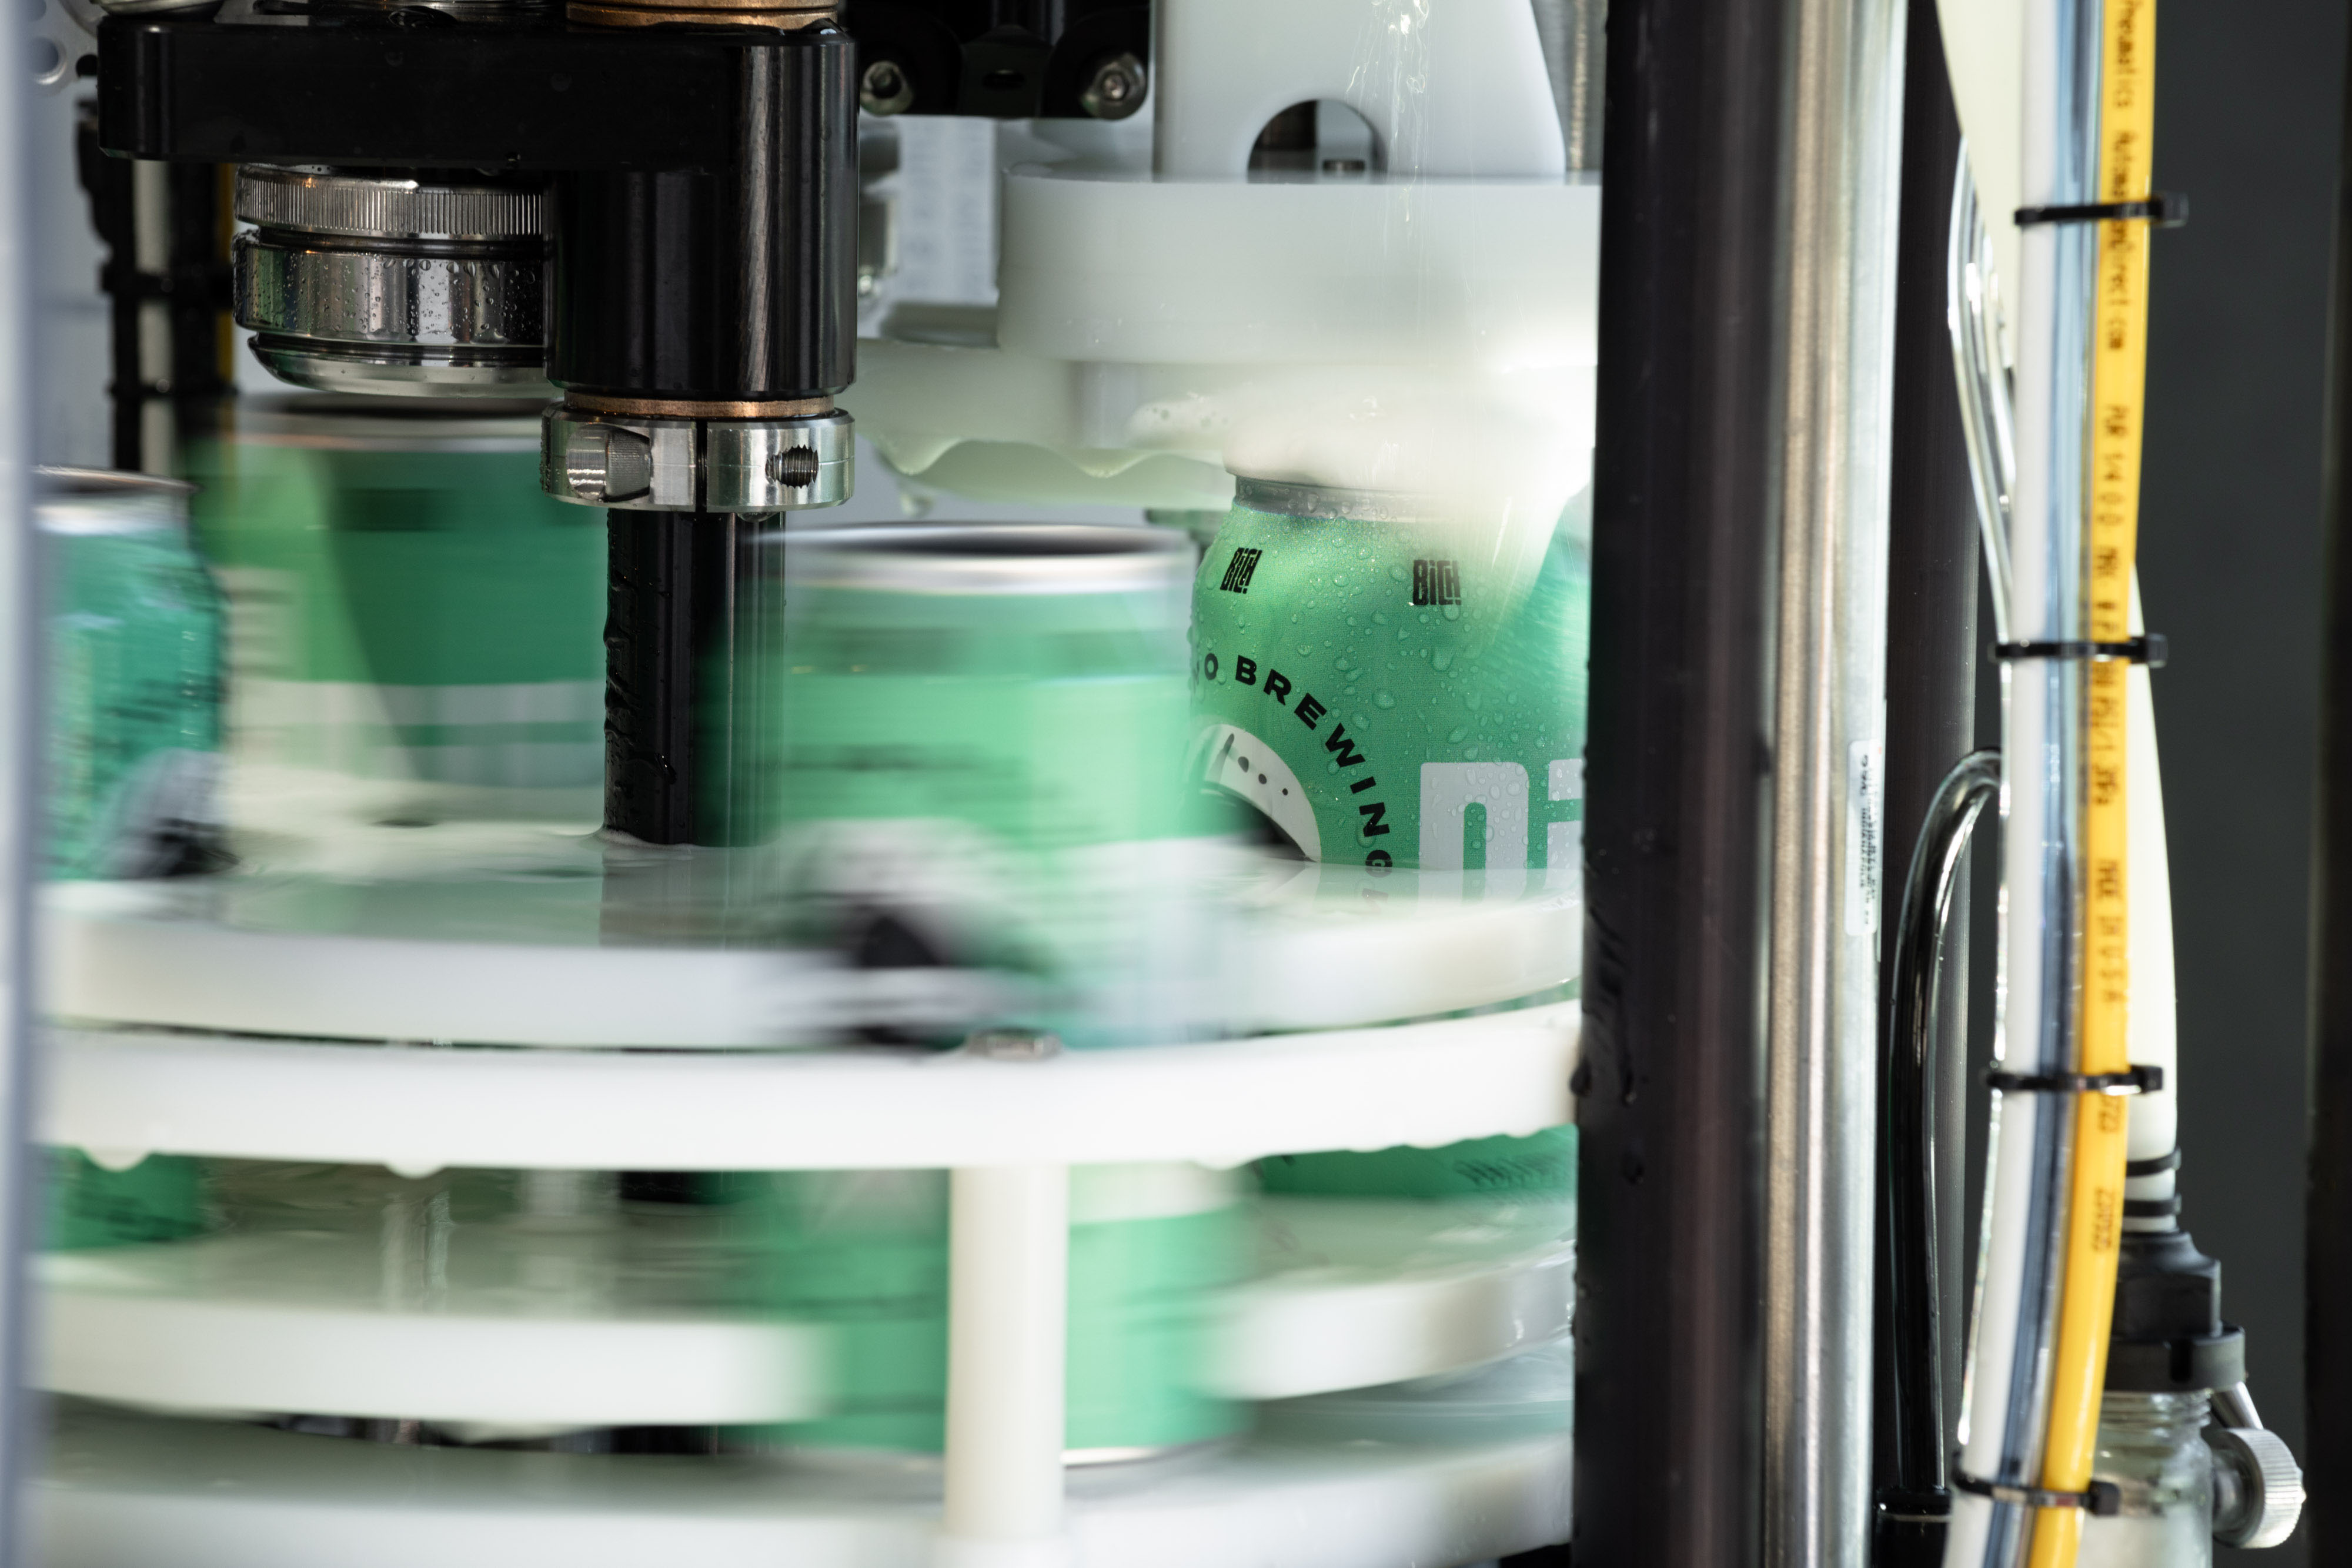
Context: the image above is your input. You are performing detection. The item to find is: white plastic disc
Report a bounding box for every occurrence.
[36,1400,1575,1568]
[43,1005,1579,1175]
[39,1195,1571,1425]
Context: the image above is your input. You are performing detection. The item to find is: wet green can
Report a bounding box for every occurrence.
[1188,478,1590,878]
[1194,477,1591,1199]
[41,469,226,881]
[774,524,1212,1048]
[186,398,607,824]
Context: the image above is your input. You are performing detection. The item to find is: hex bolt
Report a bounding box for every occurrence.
[564,422,653,504]
[961,1029,1065,1062]
[861,58,915,117]
[1080,51,1147,121]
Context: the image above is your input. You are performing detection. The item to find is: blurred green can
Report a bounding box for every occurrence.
[1259,1125,1578,1202]
[774,524,1211,1047]
[187,398,607,824]
[41,468,226,880]
[755,1164,1245,1456]
[45,1149,208,1251]
[1188,477,1589,877]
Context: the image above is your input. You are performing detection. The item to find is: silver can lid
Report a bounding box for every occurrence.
[1234,476,1452,524]
[36,466,195,535]
[235,165,545,243]
[785,524,1194,597]
[230,395,549,453]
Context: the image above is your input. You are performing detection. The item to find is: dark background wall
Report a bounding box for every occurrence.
[2140,1,2344,1560]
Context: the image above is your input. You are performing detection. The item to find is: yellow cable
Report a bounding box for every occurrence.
[2029,0,2156,1562]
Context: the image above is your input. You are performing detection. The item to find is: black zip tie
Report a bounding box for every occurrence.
[2013,193,2189,228]
[2125,1149,2183,1178]
[1986,1064,2165,1097]
[1953,1470,2123,1517]
[1993,634,2168,668]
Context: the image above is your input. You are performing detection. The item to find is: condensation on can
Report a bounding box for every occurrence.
[39,467,226,881]
[1188,477,1590,880]
[1193,479,1591,1198]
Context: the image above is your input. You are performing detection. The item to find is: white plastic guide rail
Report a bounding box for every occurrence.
[44,1007,1580,1175]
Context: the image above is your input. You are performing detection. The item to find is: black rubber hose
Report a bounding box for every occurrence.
[1879,748,2000,1552]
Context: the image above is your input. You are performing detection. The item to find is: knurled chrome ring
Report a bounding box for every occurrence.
[235,165,546,243]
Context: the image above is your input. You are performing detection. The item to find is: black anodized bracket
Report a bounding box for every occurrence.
[97,2,826,170]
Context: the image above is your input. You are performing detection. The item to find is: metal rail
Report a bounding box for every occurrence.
[1760,0,1909,1560]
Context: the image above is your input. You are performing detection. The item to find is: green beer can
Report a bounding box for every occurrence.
[1188,477,1589,879]
[1194,476,1589,1201]
[1259,1125,1578,1202]
[754,1164,1245,1456]
[774,524,1214,1048]
[188,397,607,825]
[40,468,226,881]
[45,1148,208,1251]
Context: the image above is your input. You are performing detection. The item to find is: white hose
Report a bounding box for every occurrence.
[2123,591,2179,1206]
[1944,0,2096,1561]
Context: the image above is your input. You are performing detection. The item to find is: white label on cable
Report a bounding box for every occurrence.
[1846,740,1884,937]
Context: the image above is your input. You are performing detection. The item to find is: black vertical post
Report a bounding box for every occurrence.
[2306,21,2352,1564]
[162,162,230,454]
[1872,4,1977,1559]
[74,116,230,475]
[73,106,141,473]
[1573,0,1789,1560]
[604,510,753,847]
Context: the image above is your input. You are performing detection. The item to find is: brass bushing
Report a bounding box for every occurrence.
[563,392,836,420]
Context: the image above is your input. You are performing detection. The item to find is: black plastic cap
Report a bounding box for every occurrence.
[2107,1228,2249,1392]
[2104,1325,2247,1393]
[2112,1228,2221,1341]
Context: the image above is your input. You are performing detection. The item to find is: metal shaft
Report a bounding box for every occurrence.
[1760,0,1908,1564]
[603,510,767,847]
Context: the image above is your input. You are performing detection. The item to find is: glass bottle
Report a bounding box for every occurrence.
[2077,1389,2213,1568]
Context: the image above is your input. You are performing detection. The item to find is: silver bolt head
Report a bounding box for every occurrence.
[563,422,653,504]
[861,58,916,116]
[961,1029,1065,1062]
[1080,51,1147,121]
